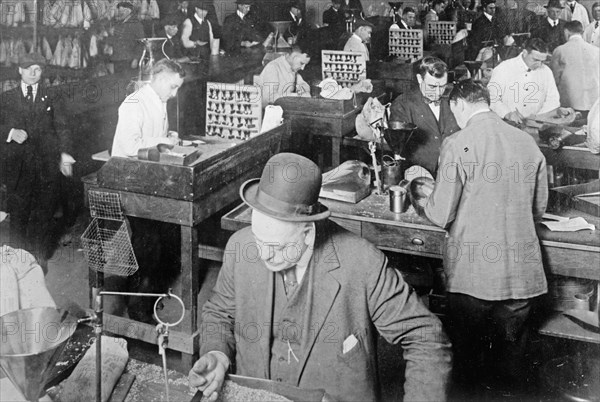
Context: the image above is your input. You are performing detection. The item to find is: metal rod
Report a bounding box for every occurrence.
[161,349,170,401]
[100,291,169,298]
[33,0,38,50]
[94,290,103,402]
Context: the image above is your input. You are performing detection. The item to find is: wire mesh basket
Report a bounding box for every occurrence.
[81,191,138,276]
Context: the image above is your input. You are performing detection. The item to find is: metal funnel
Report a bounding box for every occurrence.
[268,21,293,52]
[384,121,417,156]
[0,308,77,401]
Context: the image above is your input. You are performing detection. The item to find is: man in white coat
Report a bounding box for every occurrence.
[583,2,600,47]
[551,20,600,113]
[343,19,373,61]
[487,38,560,124]
[560,0,590,28]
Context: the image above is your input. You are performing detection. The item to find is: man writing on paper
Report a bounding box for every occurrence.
[256,44,311,108]
[487,38,560,124]
[189,153,452,402]
[111,59,185,157]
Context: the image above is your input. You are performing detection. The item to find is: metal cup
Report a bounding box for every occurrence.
[389,185,407,214]
[573,293,591,311]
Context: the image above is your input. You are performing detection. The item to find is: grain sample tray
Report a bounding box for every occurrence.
[205,82,262,140]
[426,21,457,44]
[321,50,367,88]
[389,26,423,61]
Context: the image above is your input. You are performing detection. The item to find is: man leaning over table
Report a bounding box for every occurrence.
[111,59,185,157]
[424,80,548,394]
[189,152,452,402]
[487,38,560,125]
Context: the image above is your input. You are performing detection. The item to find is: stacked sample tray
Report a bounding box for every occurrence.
[389,26,423,61]
[426,21,457,44]
[205,82,262,140]
[321,50,367,88]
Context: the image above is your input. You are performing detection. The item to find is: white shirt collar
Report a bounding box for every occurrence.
[237,10,245,20]
[484,11,493,21]
[21,82,39,98]
[547,17,559,26]
[290,222,315,284]
[194,14,203,24]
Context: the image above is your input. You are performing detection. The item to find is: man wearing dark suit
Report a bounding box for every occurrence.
[466,0,508,60]
[189,153,452,402]
[157,15,185,60]
[532,0,567,51]
[222,0,266,54]
[0,53,74,272]
[389,57,460,177]
[283,1,312,45]
[399,7,417,29]
[323,0,344,26]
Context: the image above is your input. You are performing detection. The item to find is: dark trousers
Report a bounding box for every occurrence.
[447,292,536,386]
[5,169,59,273]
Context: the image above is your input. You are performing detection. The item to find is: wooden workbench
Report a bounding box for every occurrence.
[83,123,290,371]
[221,193,600,344]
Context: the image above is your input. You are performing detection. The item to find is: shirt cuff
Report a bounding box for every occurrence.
[7,128,15,143]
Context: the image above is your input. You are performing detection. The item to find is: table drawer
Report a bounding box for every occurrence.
[362,222,445,258]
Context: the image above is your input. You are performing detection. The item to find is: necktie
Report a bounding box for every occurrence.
[424,97,441,106]
[292,72,298,93]
[569,3,575,12]
[596,21,599,29]
[283,268,298,296]
[26,85,33,103]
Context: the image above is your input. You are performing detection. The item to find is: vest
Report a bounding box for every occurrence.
[188,16,211,58]
[269,269,309,384]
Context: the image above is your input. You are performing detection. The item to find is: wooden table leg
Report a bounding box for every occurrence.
[331,137,341,168]
[174,225,200,334]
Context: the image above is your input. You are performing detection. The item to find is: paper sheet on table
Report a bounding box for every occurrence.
[260,105,284,135]
[541,217,595,232]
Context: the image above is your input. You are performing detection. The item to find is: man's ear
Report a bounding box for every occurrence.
[303,223,315,247]
[416,74,423,85]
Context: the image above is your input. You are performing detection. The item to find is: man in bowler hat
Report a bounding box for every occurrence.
[189,153,452,401]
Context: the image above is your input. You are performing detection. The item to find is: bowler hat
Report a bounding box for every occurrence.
[116,1,134,10]
[19,53,46,69]
[354,19,374,30]
[481,0,496,7]
[544,0,563,8]
[240,153,330,222]
[235,0,254,4]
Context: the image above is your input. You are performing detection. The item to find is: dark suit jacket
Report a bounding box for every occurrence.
[222,13,265,53]
[389,89,460,176]
[532,17,567,52]
[467,14,507,60]
[155,28,185,59]
[0,84,70,190]
[282,13,313,41]
[323,6,344,26]
[201,221,452,402]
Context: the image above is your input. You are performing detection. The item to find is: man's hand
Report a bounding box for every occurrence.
[241,41,259,48]
[59,153,76,177]
[504,110,524,124]
[195,40,208,47]
[10,129,28,144]
[188,352,229,402]
[130,58,139,69]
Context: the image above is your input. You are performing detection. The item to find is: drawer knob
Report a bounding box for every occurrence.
[411,238,424,246]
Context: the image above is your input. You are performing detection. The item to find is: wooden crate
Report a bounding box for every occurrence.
[205,81,262,140]
[389,26,423,61]
[321,50,367,88]
[426,21,457,45]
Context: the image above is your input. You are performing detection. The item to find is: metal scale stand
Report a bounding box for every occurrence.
[81,191,185,402]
